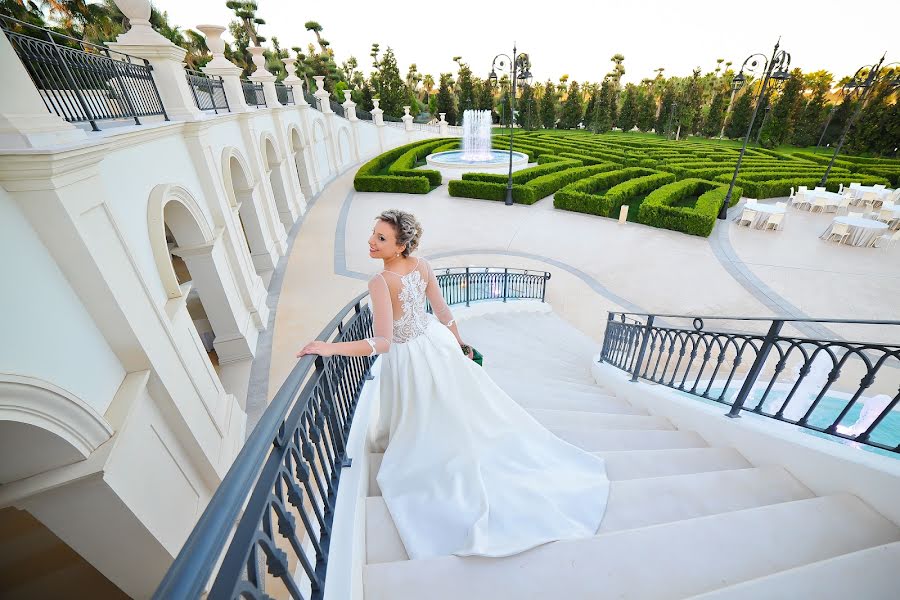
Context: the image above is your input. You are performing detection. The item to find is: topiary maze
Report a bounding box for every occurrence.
[354,131,896,237]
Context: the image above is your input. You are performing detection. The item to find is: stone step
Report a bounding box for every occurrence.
[484,373,624,403]
[363,494,900,599]
[481,312,600,356]
[367,447,752,497]
[365,466,811,564]
[550,427,708,451]
[527,408,673,431]
[465,316,597,370]
[506,391,647,415]
[685,541,900,600]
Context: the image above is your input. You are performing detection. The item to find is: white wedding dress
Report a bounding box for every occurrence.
[366,257,609,560]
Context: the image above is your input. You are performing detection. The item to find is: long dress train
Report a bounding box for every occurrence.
[365,258,609,560]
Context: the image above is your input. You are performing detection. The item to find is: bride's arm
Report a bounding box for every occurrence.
[296,275,393,358]
[424,260,466,347]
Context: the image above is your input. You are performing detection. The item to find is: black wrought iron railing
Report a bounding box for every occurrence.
[600,312,900,454]
[1,14,167,130]
[383,114,403,122]
[185,69,229,114]
[433,267,550,307]
[356,106,373,121]
[153,267,551,599]
[242,79,265,107]
[275,82,294,105]
[304,91,320,110]
[329,99,345,118]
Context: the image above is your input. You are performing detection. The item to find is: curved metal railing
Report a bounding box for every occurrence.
[185,69,229,114]
[1,14,167,130]
[601,312,900,454]
[153,267,551,599]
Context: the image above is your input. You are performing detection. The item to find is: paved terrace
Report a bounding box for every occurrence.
[247,166,900,425]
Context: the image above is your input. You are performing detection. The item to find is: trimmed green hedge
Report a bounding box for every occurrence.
[553,168,659,216]
[447,179,536,204]
[354,138,452,193]
[386,138,450,187]
[461,157,581,185]
[728,174,890,198]
[526,163,618,200]
[603,172,677,215]
[639,179,742,237]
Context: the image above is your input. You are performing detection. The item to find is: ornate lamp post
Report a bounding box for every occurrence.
[818,55,899,187]
[489,44,531,206]
[719,38,791,220]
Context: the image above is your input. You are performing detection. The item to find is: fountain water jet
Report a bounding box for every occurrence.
[425,110,528,179]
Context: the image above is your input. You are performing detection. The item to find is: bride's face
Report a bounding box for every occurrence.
[369,220,404,259]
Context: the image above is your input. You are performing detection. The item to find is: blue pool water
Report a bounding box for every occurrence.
[676,387,899,460]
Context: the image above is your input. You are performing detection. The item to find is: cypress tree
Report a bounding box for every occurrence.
[559,80,584,129]
[538,79,557,129]
[436,73,457,125]
[725,90,753,139]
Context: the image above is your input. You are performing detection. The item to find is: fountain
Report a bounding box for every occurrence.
[426,109,528,178]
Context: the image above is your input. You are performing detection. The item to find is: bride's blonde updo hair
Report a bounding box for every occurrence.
[377,209,423,257]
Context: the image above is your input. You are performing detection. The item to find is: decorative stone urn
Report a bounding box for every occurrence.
[248,46,272,77]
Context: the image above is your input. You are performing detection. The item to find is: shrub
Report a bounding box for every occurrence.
[603,172,677,215]
[461,157,581,185]
[447,179,536,204]
[553,168,659,215]
[526,163,617,200]
[639,179,742,237]
[355,138,452,193]
[354,175,431,193]
[730,174,889,198]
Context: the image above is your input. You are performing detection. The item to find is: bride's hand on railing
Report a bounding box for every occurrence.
[296,340,335,358]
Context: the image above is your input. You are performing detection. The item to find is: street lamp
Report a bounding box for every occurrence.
[818,54,899,187]
[815,106,837,153]
[489,44,531,206]
[719,38,791,220]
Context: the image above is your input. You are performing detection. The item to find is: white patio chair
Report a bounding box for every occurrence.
[874,230,900,250]
[788,186,795,200]
[765,213,784,231]
[873,184,886,191]
[792,192,809,210]
[827,223,851,244]
[798,185,809,194]
[810,197,827,213]
[737,208,757,227]
[838,183,844,194]
[836,196,852,214]
[849,182,861,189]
[861,191,878,206]
[876,205,895,222]
[814,186,826,193]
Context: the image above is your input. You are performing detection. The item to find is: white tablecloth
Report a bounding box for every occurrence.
[821,216,889,247]
[849,186,894,200]
[804,190,843,211]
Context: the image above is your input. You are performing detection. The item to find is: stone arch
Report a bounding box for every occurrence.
[0,374,113,483]
[311,117,334,179]
[337,127,352,168]
[148,184,214,300]
[221,147,274,280]
[260,133,294,229]
[289,125,314,199]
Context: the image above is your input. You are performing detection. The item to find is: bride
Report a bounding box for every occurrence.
[297,209,609,560]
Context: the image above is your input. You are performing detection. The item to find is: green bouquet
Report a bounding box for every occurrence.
[460,344,484,366]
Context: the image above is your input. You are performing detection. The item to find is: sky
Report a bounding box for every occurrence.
[150,0,896,85]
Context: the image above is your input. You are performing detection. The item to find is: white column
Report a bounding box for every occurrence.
[342,90,362,162]
[248,46,280,108]
[172,234,258,364]
[401,105,414,132]
[107,0,204,122]
[198,25,249,113]
[0,31,86,148]
[313,75,332,113]
[371,98,385,152]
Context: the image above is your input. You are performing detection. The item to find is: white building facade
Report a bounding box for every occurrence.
[0,3,438,596]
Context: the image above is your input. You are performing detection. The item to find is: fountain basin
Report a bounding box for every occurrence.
[425,150,530,180]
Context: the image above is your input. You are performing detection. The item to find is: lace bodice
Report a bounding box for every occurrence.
[365,258,457,356]
[392,270,430,343]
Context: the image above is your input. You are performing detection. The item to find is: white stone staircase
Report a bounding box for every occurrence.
[360,310,900,599]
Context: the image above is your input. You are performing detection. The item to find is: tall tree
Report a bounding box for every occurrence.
[702,88,727,137]
[559,80,584,129]
[436,73,457,125]
[791,70,832,147]
[617,83,639,132]
[303,21,328,52]
[376,47,405,117]
[455,58,477,116]
[678,67,703,137]
[656,84,676,134]
[759,68,804,147]
[637,85,657,132]
[725,89,754,139]
[538,79,558,129]
[591,78,614,133]
[226,1,265,45]
[519,83,540,130]
[847,68,900,156]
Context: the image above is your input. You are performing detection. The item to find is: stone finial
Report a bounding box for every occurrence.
[112,0,168,44]
[372,99,380,110]
[403,106,411,117]
[249,46,272,77]
[197,25,236,70]
[343,90,353,103]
